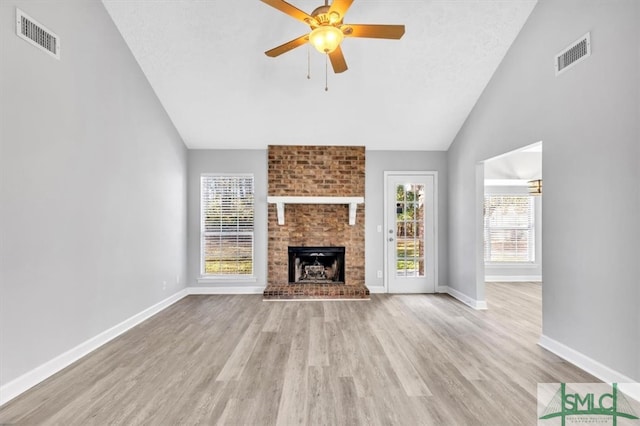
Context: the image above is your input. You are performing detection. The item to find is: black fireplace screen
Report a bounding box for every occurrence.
[288,246,345,284]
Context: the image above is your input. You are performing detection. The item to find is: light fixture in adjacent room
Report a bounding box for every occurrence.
[309,25,344,54]
[528,179,542,195]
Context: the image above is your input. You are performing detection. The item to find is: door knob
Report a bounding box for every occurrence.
[388,237,394,242]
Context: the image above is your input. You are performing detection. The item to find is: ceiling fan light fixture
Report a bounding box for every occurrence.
[309,25,344,54]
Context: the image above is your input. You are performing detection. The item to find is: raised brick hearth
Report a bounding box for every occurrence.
[264,145,368,300]
[263,283,370,300]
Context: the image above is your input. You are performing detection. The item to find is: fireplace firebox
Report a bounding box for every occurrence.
[288,246,345,284]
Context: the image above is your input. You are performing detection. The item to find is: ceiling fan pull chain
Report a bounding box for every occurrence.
[307,44,311,80]
[325,53,329,91]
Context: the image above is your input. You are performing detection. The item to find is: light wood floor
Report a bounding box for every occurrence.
[0,282,596,425]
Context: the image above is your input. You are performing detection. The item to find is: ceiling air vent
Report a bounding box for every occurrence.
[555,32,590,76]
[16,8,60,60]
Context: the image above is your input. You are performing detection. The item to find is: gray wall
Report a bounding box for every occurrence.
[186,149,447,292]
[365,151,448,290]
[447,0,639,380]
[187,150,268,287]
[0,1,187,386]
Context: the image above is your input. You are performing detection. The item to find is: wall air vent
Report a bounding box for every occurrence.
[555,32,590,76]
[16,8,60,60]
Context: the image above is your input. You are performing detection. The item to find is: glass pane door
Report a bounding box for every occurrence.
[395,183,425,277]
[386,173,436,293]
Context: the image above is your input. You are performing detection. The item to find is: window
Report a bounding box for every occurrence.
[484,195,535,263]
[201,175,254,276]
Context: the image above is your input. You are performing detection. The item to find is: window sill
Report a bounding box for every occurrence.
[197,275,258,284]
[485,263,538,268]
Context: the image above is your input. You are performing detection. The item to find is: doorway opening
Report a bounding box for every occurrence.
[478,141,543,308]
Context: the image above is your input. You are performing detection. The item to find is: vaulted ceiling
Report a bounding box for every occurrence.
[102,0,537,150]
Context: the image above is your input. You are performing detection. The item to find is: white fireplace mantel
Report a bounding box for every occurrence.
[267,196,365,226]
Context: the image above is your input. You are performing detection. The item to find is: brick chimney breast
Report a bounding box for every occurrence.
[267,145,365,289]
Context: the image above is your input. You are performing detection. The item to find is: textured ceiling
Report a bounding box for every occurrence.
[484,148,542,180]
[102,0,536,150]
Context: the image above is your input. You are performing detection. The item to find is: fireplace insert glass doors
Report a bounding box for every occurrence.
[288,246,345,284]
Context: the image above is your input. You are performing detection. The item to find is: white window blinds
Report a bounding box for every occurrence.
[484,195,535,263]
[201,175,254,276]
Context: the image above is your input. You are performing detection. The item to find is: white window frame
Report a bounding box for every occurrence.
[200,174,255,280]
[484,194,535,264]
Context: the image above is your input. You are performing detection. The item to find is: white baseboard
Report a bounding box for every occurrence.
[441,286,488,310]
[538,335,639,401]
[368,286,454,295]
[0,289,189,407]
[485,275,542,282]
[188,286,264,295]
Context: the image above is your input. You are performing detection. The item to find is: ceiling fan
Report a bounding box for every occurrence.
[261,0,405,73]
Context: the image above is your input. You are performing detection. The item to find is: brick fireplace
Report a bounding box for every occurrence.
[263,145,369,300]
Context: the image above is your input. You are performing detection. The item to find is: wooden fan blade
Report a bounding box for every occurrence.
[345,24,405,39]
[260,0,314,24]
[265,34,309,57]
[329,45,348,73]
[329,0,354,20]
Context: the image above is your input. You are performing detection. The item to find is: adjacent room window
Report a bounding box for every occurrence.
[484,195,535,263]
[201,175,254,276]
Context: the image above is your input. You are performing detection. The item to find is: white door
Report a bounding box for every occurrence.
[385,172,436,293]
